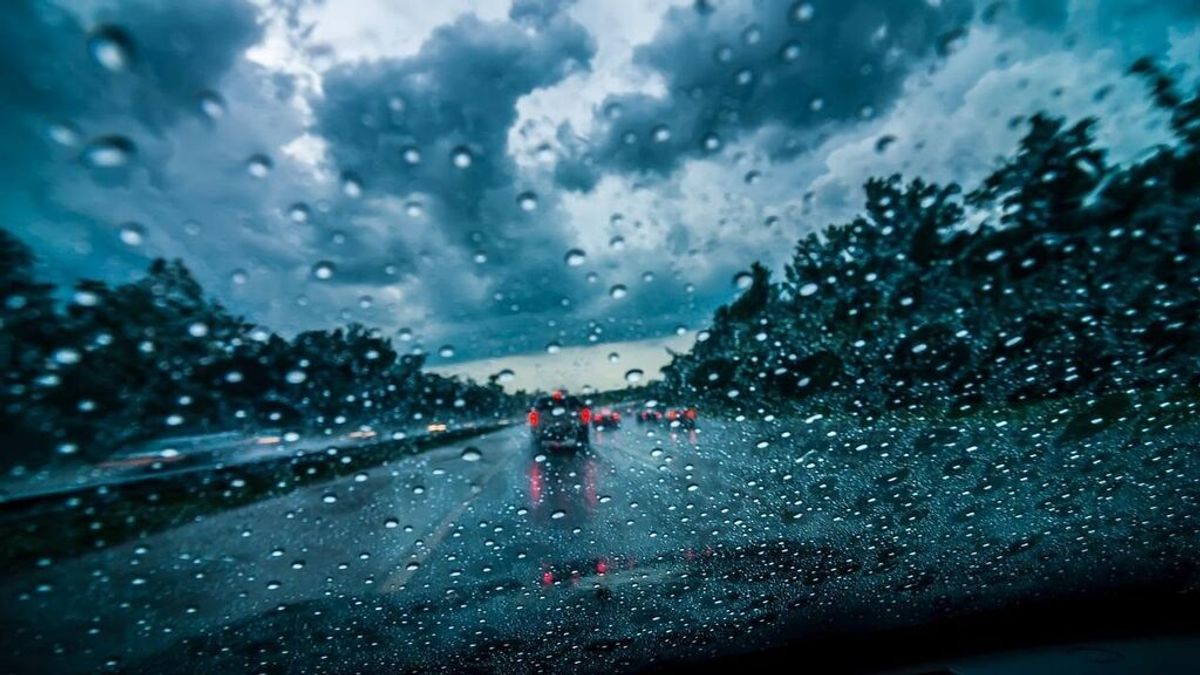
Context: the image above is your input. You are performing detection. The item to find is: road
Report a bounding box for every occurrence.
[0,420,775,673]
[1,413,1197,673]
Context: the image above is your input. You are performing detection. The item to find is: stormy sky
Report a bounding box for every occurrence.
[2,0,1197,389]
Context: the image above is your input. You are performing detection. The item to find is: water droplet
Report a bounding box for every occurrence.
[187,322,208,338]
[609,236,626,251]
[473,250,487,264]
[288,202,310,223]
[53,348,81,365]
[799,282,818,296]
[405,561,420,571]
[384,518,399,529]
[734,272,753,289]
[497,369,515,383]
[564,249,587,267]
[608,352,619,363]
[403,146,421,164]
[641,271,655,283]
[87,25,134,71]
[322,494,337,504]
[358,295,373,309]
[451,146,473,168]
[397,328,413,342]
[47,123,80,146]
[546,341,562,354]
[438,345,455,358]
[780,42,801,62]
[609,284,628,299]
[82,136,135,168]
[701,132,722,152]
[517,191,539,211]
[246,154,273,178]
[586,271,599,283]
[625,369,644,384]
[697,330,711,342]
[687,484,699,492]
[675,325,687,336]
[550,510,566,519]
[460,447,482,462]
[652,125,671,143]
[285,370,307,384]
[791,2,815,22]
[197,91,225,119]
[230,269,248,285]
[311,261,335,280]
[118,222,146,246]
[341,171,363,198]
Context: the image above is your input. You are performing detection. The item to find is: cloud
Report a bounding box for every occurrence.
[553,0,975,190]
[303,3,600,355]
[4,0,1200,391]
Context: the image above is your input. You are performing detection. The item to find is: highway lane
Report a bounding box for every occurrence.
[3,411,1197,673]
[0,419,777,673]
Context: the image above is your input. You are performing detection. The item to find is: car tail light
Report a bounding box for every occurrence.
[580,407,591,424]
[667,409,678,420]
[528,410,539,426]
[685,407,697,420]
[596,559,608,575]
[612,412,621,421]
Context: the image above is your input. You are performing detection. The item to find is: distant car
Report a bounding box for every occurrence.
[529,392,590,449]
[592,407,621,429]
[636,409,664,425]
[665,406,699,429]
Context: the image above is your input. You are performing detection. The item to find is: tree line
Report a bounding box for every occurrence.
[656,61,1200,422]
[0,236,518,470]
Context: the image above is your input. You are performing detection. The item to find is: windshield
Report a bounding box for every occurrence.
[3,1,1199,673]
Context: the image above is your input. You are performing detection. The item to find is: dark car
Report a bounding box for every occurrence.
[528,392,590,449]
[592,407,621,429]
[665,406,698,429]
[636,409,663,425]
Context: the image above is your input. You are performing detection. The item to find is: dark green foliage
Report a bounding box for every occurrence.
[660,65,1200,420]
[0,245,515,469]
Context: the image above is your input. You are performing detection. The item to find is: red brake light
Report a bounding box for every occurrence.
[596,559,608,575]
[528,410,539,426]
[580,407,591,424]
[612,412,621,421]
[685,408,697,420]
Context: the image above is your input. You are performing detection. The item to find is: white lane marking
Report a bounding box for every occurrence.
[378,438,516,593]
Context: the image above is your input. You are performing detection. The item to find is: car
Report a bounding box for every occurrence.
[591,407,621,429]
[665,406,698,429]
[636,409,664,425]
[528,391,590,449]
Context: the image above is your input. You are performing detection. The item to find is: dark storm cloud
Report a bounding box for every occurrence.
[0,0,261,138]
[0,0,266,278]
[556,0,974,190]
[310,3,596,325]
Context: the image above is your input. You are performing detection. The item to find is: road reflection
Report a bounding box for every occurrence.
[527,451,599,527]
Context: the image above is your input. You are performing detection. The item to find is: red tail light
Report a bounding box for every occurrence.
[612,412,621,421]
[596,559,608,575]
[528,410,539,426]
[580,407,591,424]
[685,408,697,420]
[667,410,678,421]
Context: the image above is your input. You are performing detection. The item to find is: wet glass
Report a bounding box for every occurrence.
[2,1,1199,673]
